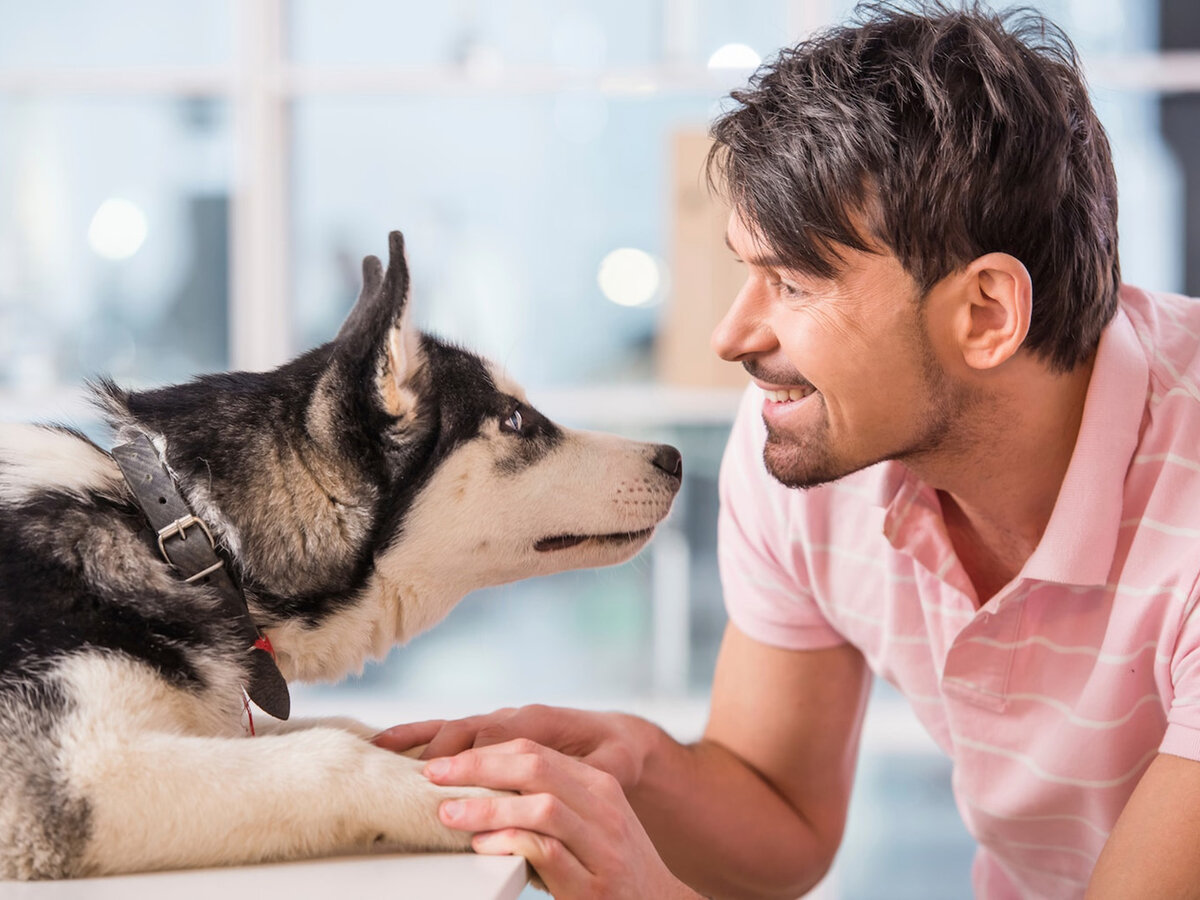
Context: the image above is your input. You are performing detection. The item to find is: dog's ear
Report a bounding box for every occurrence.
[336,231,422,418]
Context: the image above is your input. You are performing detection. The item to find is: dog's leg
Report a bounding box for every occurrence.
[69,725,497,876]
[52,654,499,877]
[253,715,380,741]
[254,718,428,757]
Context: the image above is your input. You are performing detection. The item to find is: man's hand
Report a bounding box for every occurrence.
[373,704,648,789]
[418,738,701,899]
[373,632,870,900]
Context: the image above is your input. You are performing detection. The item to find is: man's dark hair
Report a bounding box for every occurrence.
[707,1,1120,372]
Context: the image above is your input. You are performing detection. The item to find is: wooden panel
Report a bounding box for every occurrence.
[657,130,750,390]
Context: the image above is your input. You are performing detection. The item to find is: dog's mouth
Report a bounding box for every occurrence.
[534,527,656,553]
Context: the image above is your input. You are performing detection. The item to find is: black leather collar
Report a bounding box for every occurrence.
[111,433,291,720]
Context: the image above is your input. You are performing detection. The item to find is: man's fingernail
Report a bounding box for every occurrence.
[441,800,462,822]
[425,759,451,778]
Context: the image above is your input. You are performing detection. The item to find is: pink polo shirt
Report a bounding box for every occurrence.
[718,284,1200,897]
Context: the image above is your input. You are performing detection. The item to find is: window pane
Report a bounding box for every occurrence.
[292,93,720,391]
[1096,89,1185,294]
[0,97,233,396]
[694,0,789,66]
[1032,0,1158,54]
[820,0,1159,54]
[289,0,662,67]
[0,0,233,68]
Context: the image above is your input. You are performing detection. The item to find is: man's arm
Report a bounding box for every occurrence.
[1087,752,1200,898]
[630,623,871,898]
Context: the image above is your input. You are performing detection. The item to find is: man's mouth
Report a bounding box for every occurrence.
[762,384,816,403]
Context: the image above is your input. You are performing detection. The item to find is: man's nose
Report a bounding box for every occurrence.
[710,280,777,363]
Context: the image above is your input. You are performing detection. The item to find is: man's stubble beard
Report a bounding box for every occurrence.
[761,328,979,490]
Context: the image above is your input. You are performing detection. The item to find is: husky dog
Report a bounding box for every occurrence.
[0,231,682,880]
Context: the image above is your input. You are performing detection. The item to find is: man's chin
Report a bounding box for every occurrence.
[762,439,846,490]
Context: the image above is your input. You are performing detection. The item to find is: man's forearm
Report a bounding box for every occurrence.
[625,721,835,900]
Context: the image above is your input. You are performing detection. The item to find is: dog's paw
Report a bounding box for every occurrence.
[417,781,515,851]
[370,753,513,853]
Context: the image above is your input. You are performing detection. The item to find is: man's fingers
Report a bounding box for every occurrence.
[471,828,591,896]
[440,705,571,754]
[371,719,445,753]
[439,791,591,852]
[431,740,682,897]
[446,792,612,889]
[372,708,542,759]
[426,740,622,815]
[419,710,516,759]
[373,704,606,764]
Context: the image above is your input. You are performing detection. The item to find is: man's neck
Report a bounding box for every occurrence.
[915,353,1096,607]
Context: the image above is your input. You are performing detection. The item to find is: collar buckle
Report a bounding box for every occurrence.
[156,514,225,583]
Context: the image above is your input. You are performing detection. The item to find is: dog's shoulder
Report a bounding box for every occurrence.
[0,423,123,507]
[0,424,245,695]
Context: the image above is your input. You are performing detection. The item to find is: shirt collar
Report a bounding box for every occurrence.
[1020,305,1146,586]
[878,303,1147,592]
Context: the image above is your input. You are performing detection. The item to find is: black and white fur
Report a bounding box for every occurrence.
[0,231,682,880]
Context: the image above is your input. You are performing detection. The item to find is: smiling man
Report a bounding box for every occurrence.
[718,211,992,493]
[375,4,1200,898]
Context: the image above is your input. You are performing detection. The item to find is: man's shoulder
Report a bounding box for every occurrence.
[1121,284,1200,376]
[1115,287,1200,571]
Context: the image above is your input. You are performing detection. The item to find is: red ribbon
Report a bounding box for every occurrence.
[254,633,276,659]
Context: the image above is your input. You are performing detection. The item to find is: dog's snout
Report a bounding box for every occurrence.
[651,444,683,480]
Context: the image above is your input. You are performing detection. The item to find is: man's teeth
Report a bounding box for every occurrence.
[765,388,810,402]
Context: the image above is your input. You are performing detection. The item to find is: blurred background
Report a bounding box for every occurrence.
[1,1,1197,896]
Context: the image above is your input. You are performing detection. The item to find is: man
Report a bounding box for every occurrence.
[376,4,1200,898]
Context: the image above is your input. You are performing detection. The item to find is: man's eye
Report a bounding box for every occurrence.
[501,409,523,433]
[773,280,805,300]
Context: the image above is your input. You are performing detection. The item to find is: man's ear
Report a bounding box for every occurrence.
[335,231,422,419]
[953,252,1032,371]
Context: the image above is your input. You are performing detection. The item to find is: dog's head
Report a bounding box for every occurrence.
[104,231,681,663]
[318,232,682,611]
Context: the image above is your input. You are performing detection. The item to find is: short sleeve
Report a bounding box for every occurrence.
[1162,585,1200,760]
[717,386,846,651]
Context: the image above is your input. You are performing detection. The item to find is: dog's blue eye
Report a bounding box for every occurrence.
[503,410,523,433]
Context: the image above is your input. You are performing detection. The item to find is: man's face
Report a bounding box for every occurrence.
[712,210,975,489]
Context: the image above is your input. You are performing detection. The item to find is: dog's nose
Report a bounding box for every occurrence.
[651,444,683,479]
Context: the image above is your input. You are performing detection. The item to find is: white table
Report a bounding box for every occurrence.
[2,853,529,899]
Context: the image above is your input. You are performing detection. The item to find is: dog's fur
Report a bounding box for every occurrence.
[0,232,681,880]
